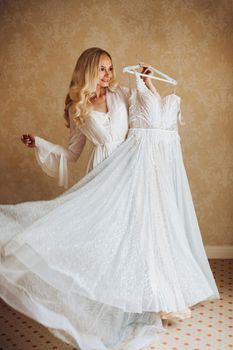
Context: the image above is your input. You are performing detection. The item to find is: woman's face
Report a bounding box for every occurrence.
[97,54,113,88]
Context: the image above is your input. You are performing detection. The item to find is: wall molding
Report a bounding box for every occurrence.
[205,245,233,259]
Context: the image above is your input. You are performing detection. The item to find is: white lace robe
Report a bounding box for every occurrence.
[34,86,130,188]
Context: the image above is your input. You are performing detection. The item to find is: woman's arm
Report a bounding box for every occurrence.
[120,64,160,99]
[139,63,161,99]
[32,112,86,188]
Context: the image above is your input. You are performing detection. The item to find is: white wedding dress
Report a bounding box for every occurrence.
[0,73,220,350]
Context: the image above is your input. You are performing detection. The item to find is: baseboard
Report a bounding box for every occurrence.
[205,245,233,259]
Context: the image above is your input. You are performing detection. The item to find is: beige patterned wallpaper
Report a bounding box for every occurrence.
[0,0,232,245]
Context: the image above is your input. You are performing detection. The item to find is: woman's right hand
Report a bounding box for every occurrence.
[21,134,36,148]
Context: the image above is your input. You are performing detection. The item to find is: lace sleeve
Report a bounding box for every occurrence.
[118,85,131,114]
[120,86,131,100]
[34,112,86,189]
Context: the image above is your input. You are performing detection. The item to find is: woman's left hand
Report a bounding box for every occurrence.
[139,62,159,96]
[139,62,154,85]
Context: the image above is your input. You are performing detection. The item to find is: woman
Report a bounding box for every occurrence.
[21,47,130,188]
[0,59,220,349]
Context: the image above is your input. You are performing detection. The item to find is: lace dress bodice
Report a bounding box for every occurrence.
[129,72,184,130]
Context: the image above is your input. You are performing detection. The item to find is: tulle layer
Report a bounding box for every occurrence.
[0,258,164,350]
[0,129,220,349]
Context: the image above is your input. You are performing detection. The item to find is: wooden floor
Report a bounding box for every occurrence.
[0,259,232,350]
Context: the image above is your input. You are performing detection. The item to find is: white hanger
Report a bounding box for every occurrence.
[123,64,177,86]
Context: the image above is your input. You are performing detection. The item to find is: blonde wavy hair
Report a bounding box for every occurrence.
[64,47,118,128]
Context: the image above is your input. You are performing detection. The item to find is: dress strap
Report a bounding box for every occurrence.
[172,84,177,95]
[175,93,185,126]
[178,109,185,125]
